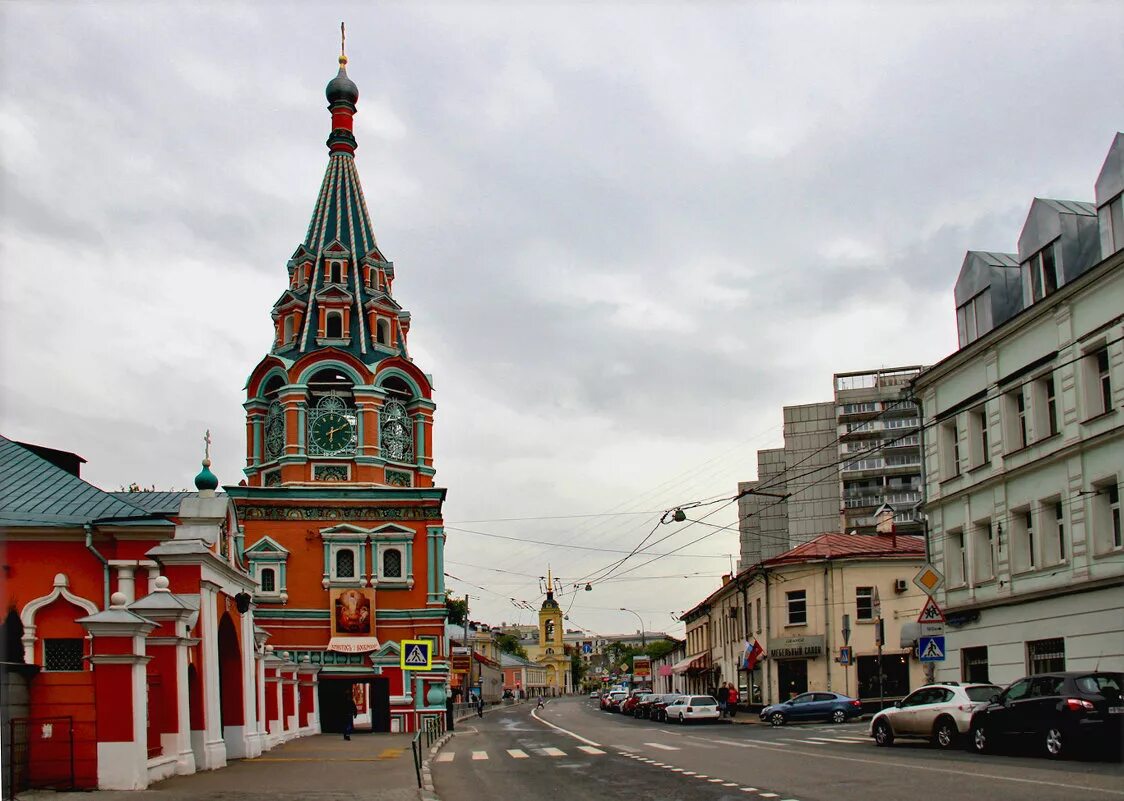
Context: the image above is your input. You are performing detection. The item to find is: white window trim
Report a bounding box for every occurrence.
[256,565,281,597]
[332,545,360,581]
[379,546,405,581]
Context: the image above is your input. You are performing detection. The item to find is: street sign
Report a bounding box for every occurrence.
[401,639,433,671]
[917,595,946,624]
[838,646,852,665]
[913,564,945,594]
[841,614,851,645]
[871,587,882,620]
[919,635,946,662]
[919,622,945,638]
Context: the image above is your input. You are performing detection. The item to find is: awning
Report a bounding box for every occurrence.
[670,654,710,675]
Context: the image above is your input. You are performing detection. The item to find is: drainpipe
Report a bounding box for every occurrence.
[911,395,931,564]
[823,563,832,692]
[763,571,772,705]
[84,523,111,609]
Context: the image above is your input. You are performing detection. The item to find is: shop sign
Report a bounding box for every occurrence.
[768,635,825,660]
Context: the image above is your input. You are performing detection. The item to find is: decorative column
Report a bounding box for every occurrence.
[197,580,226,770]
[78,593,156,790]
[129,576,197,778]
[253,626,270,754]
[114,565,137,603]
[297,657,321,734]
[281,653,299,738]
[263,647,284,747]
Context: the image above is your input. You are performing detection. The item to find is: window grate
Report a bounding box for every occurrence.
[1027,637,1065,674]
[336,549,356,578]
[44,639,84,672]
[383,548,402,578]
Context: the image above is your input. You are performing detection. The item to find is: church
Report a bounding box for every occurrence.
[0,43,449,793]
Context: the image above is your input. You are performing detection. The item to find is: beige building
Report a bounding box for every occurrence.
[522,571,573,695]
[683,532,927,706]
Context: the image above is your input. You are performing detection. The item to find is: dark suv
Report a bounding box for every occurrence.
[969,671,1123,759]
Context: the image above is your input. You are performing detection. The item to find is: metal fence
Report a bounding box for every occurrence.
[410,715,446,788]
[8,716,75,793]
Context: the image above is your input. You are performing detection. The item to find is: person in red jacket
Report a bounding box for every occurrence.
[727,683,740,718]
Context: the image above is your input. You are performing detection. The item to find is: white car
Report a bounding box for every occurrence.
[870,682,1001,749]
[664,695,721,724]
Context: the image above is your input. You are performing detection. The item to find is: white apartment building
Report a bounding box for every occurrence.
[914,132,1124,686]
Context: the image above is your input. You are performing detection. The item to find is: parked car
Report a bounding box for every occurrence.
[650,694,682,722]
[589,690,601,699]
[870,683,1001,749]
[601,690,628,712]
[969,671,1123,759]
[664,695,721,724]
[760,692,864,726]
[631,694,659,718]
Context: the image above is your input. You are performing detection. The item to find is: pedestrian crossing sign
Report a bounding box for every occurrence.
[401,639,433,671]
[919,635,946,663]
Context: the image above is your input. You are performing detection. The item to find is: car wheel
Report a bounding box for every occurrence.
[770,712,785,727]
[678,713,686,725]
[873,719,894,747]
[832,709,847,725]
[933,717,958,750]
[970,723,989,754]
[1044,726,1065,759]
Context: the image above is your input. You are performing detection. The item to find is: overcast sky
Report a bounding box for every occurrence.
[2,2,1121,639]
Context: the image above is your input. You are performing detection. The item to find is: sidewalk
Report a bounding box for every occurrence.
[19,732,420,801]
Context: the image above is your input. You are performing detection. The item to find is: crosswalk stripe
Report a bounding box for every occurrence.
[723,783,739,787]
[740,788,758,793]
[798,740,828,745]
[708,778,725,783]
[471,751,488,760]
[643,742,680,751]
[576,746,605,755]
[760,795,779,799]
[435,752,454,763]
[540,747,566,757]
[506,749,529,759]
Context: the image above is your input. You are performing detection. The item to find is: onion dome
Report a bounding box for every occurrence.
[326,56,359,106]
[541,590,560,610]
[195,457,218,492]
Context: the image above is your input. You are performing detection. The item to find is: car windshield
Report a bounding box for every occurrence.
[1075,674,1123,698]
[965,685,1001,702]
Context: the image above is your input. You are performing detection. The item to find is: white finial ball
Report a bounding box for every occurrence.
[154,576,171,592]
[110,592,128,608]
[281,651,290,660]
[265,645,274,653]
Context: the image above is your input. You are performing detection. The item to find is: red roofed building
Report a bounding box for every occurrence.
[680,532,926,708]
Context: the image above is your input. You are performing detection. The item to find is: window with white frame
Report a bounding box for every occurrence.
[1041,499,1066,564]
[1083,347,1113,418]
[968,408,989,467]
[1092,480,1122,552]
[1032,374,1059,439]
[1003,389,1028,451]
[283,315,295,344]
[755,598,762,633]
[382,548,403,578]
[335,548,356,579]
[1012,508,1036,573]
[786,590,807,626]
[855,587,874,621]
[972,522,994,584]
[940,419,960,479]
[1023,241,1059,303]
[259,566,277,594]
[947,529,967,587]
[956,288,993,348]
[1099,193,1124,257]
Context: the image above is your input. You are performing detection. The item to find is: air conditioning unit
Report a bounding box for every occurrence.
[894,579,908,593]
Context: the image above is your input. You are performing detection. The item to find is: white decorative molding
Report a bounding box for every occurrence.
[20,573,99,663]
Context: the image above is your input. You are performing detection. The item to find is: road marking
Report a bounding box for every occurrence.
[696,775,709,779]
[658,729,683,736]
[540,747,566,757]
[812,737,865,744]
[471,751,488,760]
[671,768,684,772]
[740,789,758,793]
[723,783,739,787]
[682,771,696,775]
[708,778,725,783]
[576,746,605,755]
[760,794,779,799]
[644,742,680,751]
[435,752,455,763]
[531,707,601,747]
[506,749,529,759]
[797,740,828,745]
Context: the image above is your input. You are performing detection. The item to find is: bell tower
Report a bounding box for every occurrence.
[538,569,563,652]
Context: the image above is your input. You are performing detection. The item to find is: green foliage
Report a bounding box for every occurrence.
[495,632,528,659]
[645,639,678,660]
[569,646,588,687]
[445,593,467,626]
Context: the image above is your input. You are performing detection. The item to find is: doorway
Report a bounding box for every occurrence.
[776,659,808,700]
[317,677,391,733]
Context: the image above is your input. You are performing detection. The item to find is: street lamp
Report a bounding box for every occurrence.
[619,607,646,648]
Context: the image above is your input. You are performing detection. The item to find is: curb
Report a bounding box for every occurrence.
[418,730,455,801]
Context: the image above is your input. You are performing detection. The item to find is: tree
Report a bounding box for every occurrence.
[495,632,528,660]
[568,646,588,689]
[445,593,467,626]
[645,639,678,660]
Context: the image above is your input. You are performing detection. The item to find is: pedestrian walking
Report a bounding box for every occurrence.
[476,694,484,717]
[715,682,730,718]
[536,694,546,709]
[343,694,357,740]
[727,683,739,719]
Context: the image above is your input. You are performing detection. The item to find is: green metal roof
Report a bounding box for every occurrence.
[0,435,168,527]
[106,491,195,514]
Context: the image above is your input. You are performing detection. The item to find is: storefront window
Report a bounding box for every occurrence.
[856,654,910,699]
[776,659,808,699]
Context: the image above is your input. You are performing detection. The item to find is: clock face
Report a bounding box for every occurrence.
[264,402,284,461]
[311,411,355,454]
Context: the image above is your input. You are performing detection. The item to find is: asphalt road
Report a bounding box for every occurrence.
[431,698,1123,801]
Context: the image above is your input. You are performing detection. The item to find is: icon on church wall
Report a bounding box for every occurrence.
[331,588,375,637]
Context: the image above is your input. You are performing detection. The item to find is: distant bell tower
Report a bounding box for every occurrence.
[241,38,435,490]
[538,569,563,653]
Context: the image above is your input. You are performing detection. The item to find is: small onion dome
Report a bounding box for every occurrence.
[326,56,359,105]
[195,458,219,491]
[541,592,560,610]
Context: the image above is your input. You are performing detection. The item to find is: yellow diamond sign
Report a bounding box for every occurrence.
[912,564,945,594]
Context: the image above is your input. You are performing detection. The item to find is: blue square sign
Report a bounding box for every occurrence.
[919,635,946,662]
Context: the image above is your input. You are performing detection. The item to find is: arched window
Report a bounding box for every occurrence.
[330,262,343,284]
[335,549,355,579]
[260,567,276,593]
[376,319,390,345]
[326,311,343,338]
[283,315,294,343]
[382,548,402,578]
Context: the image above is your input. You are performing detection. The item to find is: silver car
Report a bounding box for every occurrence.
[870,683,1001,749]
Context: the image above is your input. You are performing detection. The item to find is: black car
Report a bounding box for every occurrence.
[969,671,1123,759]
